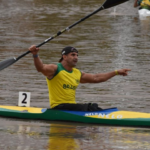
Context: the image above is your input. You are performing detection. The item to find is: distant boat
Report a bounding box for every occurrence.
[138,8,150,17]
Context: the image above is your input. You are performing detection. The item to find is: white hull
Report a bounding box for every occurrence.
[138,9,150,16]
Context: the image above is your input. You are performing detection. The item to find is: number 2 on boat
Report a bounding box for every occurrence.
[18,92,31,107]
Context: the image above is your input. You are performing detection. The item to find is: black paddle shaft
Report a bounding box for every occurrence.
[36,7,104,48]
[17,0,128,60]
[36,0,128,48]
[15,6,104,61]
[0,0,129,71]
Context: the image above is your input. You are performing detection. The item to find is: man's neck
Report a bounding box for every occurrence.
[61,62,73,72]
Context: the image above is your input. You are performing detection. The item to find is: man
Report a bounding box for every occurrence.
[134,0,150,10]
[29,45,131,111]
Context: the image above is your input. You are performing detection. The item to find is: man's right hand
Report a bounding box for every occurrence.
[29,45,39,55]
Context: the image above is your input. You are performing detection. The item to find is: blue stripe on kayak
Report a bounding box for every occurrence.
[61,107,118,116]
[41,108,47,113]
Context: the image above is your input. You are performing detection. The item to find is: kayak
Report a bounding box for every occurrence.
[1,105,150,127]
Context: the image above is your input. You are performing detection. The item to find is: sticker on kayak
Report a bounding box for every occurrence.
[21,110,28,113]
[41,108,47,113]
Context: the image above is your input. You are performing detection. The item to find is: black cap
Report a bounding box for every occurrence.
[61,46,78,55]
[59,46,78,62]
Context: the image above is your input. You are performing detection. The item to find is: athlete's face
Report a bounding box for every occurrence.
[65,52,78,67]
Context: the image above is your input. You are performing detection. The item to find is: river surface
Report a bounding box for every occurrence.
[0,0,150,149]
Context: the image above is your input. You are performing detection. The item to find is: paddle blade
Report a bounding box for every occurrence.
[103,0,129,9]
[0,57,17,71]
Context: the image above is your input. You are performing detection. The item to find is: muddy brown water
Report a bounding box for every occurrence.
[0,0,150,149]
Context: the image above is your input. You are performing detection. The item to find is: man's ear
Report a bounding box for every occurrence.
[63,55,67,60]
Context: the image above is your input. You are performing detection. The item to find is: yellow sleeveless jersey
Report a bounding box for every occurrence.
[46,63,81,108]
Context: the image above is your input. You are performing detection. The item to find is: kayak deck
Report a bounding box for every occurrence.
[0,105,150,127]
[0,105,47,113]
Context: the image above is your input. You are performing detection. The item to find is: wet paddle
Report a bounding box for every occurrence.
[0,0,128,71]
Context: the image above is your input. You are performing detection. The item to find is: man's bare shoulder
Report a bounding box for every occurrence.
[80,71,95,83]
[42,63,58,78]
[80,71,88,83]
